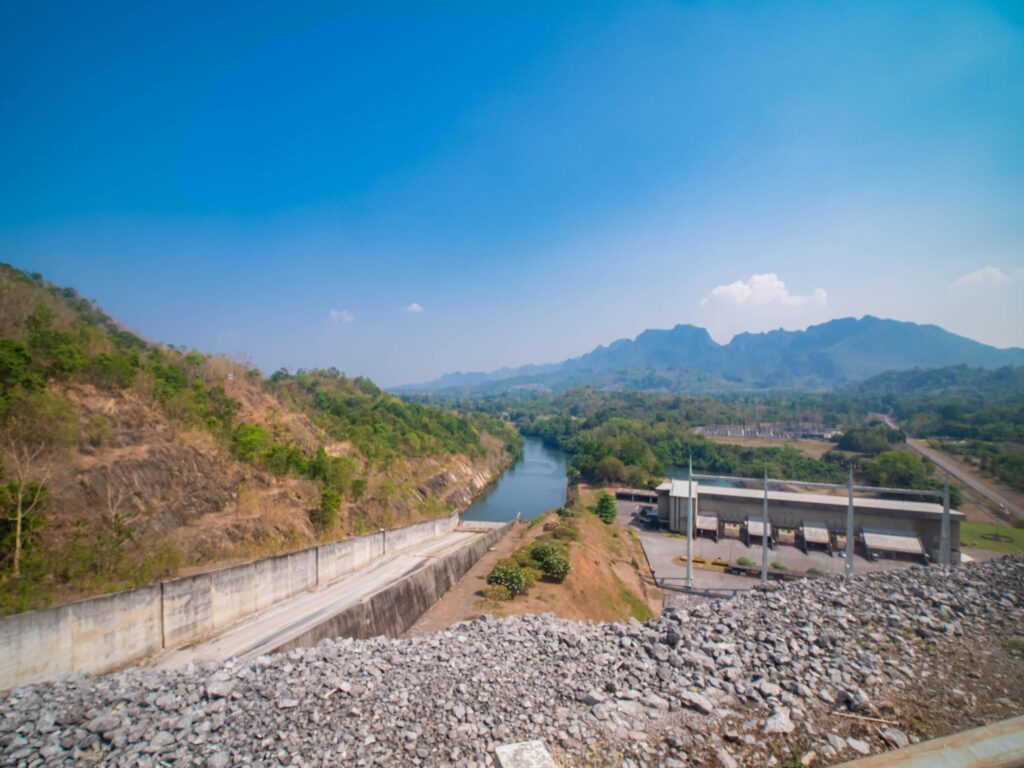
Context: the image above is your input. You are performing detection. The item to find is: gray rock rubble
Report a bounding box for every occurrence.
[1,556,1022,767]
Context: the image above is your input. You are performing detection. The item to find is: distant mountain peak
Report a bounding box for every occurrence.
[398,316,1024,394]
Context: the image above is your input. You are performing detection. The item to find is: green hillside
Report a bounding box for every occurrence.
[0,263,519,614]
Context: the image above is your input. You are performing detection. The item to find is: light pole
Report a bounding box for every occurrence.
[686,455,693,588]
[940,472,951,569]
[845,465,854,579]
[761,463,769,584]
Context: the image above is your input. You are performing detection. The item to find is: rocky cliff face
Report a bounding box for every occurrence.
[31,381,514,603]
[3,556,1020,766]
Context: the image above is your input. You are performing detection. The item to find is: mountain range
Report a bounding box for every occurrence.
[401,316,1024,393]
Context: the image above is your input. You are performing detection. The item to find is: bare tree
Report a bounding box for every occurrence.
[0,392,75,577]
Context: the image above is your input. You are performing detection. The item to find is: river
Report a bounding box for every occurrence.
[461,437,569,522]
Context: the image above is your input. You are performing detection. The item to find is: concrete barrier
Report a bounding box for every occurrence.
[70,585,163,676]
[254,549,317,611]
[273,521,511,651]
[384,518,435,554]
[210,562,258,631]
[0,604,72,687]
[162,572,215,649]
[0,512,461,690]
[316,532,384,585]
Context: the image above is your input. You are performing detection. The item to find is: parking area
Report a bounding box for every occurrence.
[616,500,917,593]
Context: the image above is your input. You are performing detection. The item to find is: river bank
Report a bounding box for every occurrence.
[461,437,569,523]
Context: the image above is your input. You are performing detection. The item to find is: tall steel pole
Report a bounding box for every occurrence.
[761,463,769,584]
[686,455,693,588]
[940,472,951,569]
[845,464,855,578]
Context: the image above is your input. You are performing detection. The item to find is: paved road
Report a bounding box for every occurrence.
[905,438,1023,518]
[150,528,491,670]
[877,413,1021,519]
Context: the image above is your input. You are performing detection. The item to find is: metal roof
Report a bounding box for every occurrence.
[862,529,924,555]
[672,484,964,520]
[801,522,830,544]
[670,480,698,498]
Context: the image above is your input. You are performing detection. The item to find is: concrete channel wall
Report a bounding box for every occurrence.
[273,521,512,652]
[0,512,460,690]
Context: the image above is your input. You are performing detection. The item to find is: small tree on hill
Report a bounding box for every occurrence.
[487,564,526,596]
[0,391,74,576]
[593,492,617,524]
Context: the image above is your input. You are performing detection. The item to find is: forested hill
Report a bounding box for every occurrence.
[403,317,1024,393]
[835,364,1024,492]
[843,364,1024,402]
[0,264,520,614]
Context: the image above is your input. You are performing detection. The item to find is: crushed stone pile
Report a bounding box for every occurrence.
[2,556,1022,767]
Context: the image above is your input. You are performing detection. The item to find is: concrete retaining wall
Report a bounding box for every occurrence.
[0,513,460,690]
[274,522,511,652]
[316,532,384,585]
[70,585,164,675]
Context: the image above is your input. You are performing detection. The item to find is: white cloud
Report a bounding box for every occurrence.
[951,266,1007,289]
[700,273,827,309]
[401,303,425,314]
[329,308,355,324]
[699,273,829,342]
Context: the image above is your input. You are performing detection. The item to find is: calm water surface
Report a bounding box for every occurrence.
[462,437,568,522]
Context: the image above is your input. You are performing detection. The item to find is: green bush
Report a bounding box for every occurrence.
[770,561,787,571]
[311,490,341,532]
[487,564,526,596]
[482,584,512,601]
[593,492,617,524]
[541,553,571,582]
[529,542,560,565]
[807,567,826,576]
[512,548,542,570]
[736,556,755,566]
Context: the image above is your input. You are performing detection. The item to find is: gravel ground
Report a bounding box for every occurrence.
[2,557,1022,767]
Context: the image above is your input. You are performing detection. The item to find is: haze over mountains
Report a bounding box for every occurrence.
[402,317,1024,393]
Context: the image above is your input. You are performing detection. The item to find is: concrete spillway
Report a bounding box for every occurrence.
[151,522,510,669]
[0,515,510,689]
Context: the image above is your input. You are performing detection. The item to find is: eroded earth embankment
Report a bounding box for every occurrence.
[2,557,1022,767]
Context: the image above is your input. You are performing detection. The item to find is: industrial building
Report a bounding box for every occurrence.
[650,479,963,564]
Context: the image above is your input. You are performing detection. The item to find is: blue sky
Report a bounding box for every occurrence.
[2,1,1023,386]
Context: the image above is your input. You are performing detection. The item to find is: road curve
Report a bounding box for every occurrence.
[905,438,1023,518]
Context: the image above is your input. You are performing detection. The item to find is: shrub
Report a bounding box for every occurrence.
[770,561,788,571]
[593,492,617,524]
[736,556,755,567]
[482,584,512,601]
[487,564,526,596]
[512,548,542,570]
[807,567,826,576]
[495,557,519,570]
[529,542,560,565]
[630,557,639,570]
[310,490,341,532]
[542,553,571,582]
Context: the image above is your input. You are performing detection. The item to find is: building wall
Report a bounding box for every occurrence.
[663,491,959,560]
